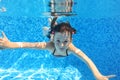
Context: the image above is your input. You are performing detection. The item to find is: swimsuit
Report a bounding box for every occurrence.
[52,48,69,57]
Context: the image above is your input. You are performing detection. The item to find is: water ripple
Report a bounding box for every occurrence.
[0,65,82,80]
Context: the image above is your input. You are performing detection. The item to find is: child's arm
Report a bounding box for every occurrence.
[69,43,116,80]
[0,31,49,49]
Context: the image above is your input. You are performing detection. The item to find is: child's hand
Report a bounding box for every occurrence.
[96,74,116,80]
[0,31,11,49]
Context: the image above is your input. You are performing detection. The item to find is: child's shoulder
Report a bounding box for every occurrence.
[46,41,54,50]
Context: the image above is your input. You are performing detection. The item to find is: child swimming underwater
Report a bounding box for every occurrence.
[0,16,116,80]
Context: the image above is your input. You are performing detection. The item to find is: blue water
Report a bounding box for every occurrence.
[0,0,120,80]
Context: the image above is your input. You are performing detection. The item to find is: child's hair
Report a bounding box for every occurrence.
[54,22,76,34]
[47,17,76,39]
[48,22,76,39]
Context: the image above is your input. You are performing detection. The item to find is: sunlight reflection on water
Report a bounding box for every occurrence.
[0,65,82,80]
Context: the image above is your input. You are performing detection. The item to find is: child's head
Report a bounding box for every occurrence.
[50,22,76,51]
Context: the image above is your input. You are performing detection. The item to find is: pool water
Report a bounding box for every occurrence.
[0,0,120,80]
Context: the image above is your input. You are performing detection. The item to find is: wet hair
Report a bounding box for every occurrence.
[46,17,76,39]
[54,22,76,34]
[48,22,76,39]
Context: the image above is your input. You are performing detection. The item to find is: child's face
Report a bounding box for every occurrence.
[53,32,71,51]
